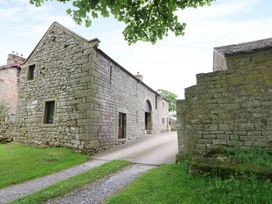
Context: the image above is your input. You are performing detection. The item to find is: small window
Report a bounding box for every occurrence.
[155,95,158,110]
[27,65,35,80]
[44,101,55,124]
[109,66,112,84]
[162,118,165,124]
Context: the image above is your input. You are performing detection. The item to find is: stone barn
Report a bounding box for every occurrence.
[14,22,169,152]
[177,38,272,155]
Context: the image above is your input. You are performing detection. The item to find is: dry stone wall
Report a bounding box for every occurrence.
[177,49,272,155]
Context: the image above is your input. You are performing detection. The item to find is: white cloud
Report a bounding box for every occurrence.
[179,0,258,19]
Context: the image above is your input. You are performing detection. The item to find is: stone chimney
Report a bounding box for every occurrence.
[7,51,25,65]
[135,72,143,82]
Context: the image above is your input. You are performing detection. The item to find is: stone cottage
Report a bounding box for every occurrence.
[14,22,169,152]
[0,53,25,119]
[177,38,272,155]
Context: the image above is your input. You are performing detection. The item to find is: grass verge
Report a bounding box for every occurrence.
[11,160,130,204]
[190,148,272,180]
[0,143,89,189]
[106,161,272,204]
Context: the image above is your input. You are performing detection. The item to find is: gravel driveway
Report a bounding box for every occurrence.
[46,164,154,204]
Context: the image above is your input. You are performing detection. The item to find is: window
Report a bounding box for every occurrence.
[27,65,35,80]
[162,118,165,124]
[155,95,158,110]
[44,101,55,124]
[110,66,112,84]
[162,101,165,108]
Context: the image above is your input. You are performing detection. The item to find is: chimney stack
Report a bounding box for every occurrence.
[135,72,143,82]
[7,52,25,65]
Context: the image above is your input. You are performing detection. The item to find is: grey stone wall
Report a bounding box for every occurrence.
[213,50,227,71]
[14,22,169,153]
[177,48,272,155]
[89,50,167,147]
[15,23,98,151]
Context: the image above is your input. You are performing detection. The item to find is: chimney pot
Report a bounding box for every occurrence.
[135,72,143,82]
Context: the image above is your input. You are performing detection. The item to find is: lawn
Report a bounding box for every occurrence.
[0,143,89,189]
[107,161,272,204]
[11,160,130,204]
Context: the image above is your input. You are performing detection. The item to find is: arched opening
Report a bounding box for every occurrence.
[144,100,152,134]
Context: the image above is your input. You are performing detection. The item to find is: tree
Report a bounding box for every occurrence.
[29,0,213,44]
[157,89,177,114]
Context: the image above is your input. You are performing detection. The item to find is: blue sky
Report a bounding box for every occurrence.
[1,0,272,98]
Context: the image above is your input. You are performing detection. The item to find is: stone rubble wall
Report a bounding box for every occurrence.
[89,51,168,149]
[0,121,17,143]
[177,49,272,155]
[15,23,97,152]
[13,22,169,153]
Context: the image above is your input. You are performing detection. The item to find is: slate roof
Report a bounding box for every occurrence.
[214,38,272,56]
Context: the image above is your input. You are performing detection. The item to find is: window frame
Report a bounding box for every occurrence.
[43,100,56,125]
[27,64,36,81]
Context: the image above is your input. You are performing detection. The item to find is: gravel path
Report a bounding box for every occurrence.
[0,159,107,203]
[46,164,155,204]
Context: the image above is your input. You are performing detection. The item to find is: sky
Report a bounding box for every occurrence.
[0,0,272,99]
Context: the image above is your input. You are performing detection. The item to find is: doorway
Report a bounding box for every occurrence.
[118,113,126,139]
[144,100,152,134]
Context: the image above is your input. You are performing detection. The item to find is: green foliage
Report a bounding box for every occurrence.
[0,104,9,122]
[107,161,272,204]
[0,143,88,189]
[157,89,177,112]
[11,160,130,204]
[29,0,213,44]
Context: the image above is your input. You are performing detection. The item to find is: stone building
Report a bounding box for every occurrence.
[213,38,272,71]
[177,38,272,155]
[0,53,25,118]
[14,22,169,152]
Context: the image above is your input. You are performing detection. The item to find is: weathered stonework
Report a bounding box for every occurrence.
[177,39,272,155]
[14,22,169,153]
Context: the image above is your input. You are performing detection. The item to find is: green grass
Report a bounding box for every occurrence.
[11,160,130,204]
[107,161,272,204]
[0,143,89,189]
[226,147,272,168]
